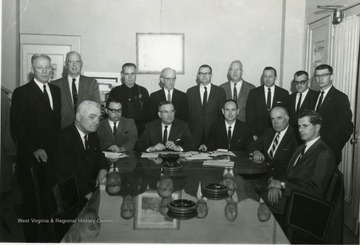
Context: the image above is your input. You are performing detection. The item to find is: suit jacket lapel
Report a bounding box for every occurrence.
[260,86,268,111]
[319,87,334,111]
[195,86,203,108]
[230,122,240,145]
[224,82,232,99]
[30,80,52,109]
[72,124,87,158]
[168,120,179,141]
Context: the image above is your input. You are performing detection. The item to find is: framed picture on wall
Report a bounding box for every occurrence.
[136,33,184,74]
[134,190,180,230]
[83,72,121,102]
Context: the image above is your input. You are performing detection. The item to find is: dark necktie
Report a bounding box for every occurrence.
[316,91,324,112]
[267,88,271,111]
[203,87,208,108]
[167,90,171,102]
[163,125,168,144]
[294,144,306,166]
[269,132,280,159]
[227,126,232,149]
[233,84,238,101]
[84,135,89,151]
[113,122,117,135]
[72,78,78,113]
[43,84,50,103]
[227,126,232,142]
[296,93,302,112]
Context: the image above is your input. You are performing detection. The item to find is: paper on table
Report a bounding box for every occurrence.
[103,151,127,159]
[210,151,236,157]
[203,161,234,168]
[185,153,212,161]
[141,152,160,158]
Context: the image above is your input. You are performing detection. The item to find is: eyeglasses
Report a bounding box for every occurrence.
[162,77,176,82]
[198,72,211,76]
[293,80,308,85]
[107,108,122,114]
[160,110,176,115]
[66,61,82,65]
[314,73,331,79]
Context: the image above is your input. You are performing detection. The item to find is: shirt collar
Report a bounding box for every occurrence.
[304,136,321,152]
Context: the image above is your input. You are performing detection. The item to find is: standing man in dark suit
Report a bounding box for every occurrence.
[313,64,353,164]
[136,101,196,152]
[52,100,108,203]
[220,60,255,122]
[109,63,150,136]
[97,97,138,152]
[246,67,289,140]
[10,54,61,242]
[149,67,188,122]
[52,51,101,129]
[199,99,253,152]
[186,64,227,146]
[259,110,335,216]
[288,70,318,143]
[248,106,298,183]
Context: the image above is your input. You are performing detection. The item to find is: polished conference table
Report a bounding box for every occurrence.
[61,151,289,244]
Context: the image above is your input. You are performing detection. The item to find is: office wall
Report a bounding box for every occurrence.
[2,0,19,91]
[19,0,305,93]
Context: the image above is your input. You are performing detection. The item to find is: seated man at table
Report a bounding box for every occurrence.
[52,100,108,203]
[258,110,336,215]
[199,99,253,151]
[136,101,196,152]
[247,106,298,187]
[97,97,138,152]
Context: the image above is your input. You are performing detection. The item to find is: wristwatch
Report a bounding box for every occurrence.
[280,182,286,190]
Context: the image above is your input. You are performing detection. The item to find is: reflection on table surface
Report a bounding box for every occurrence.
[62,151,289,244]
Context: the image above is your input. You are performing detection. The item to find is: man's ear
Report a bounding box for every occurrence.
[76,112,81,121]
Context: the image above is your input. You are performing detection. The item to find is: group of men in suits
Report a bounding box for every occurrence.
[9,49,354,241]
[10,53,107,242]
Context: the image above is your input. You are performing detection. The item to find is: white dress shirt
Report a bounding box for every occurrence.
[200,83,212,104]
[264,85,275,109]
[34,79,53,110]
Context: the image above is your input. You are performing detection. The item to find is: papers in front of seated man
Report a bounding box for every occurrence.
[210,150,236,157]
[141,151,210,159]
[103,151,127,159]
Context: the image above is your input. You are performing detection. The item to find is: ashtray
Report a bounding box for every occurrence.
[168,199,197,219]
[162,161,182,175]
[202,183,229,200]
[168,199,197,213]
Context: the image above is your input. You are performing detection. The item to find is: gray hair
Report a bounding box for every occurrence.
[31,54,51,64]
[65,51,83,63]
[77,100,101,114]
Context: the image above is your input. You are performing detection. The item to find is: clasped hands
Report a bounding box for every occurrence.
[149,141,181,152]
[267,179,282,205]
